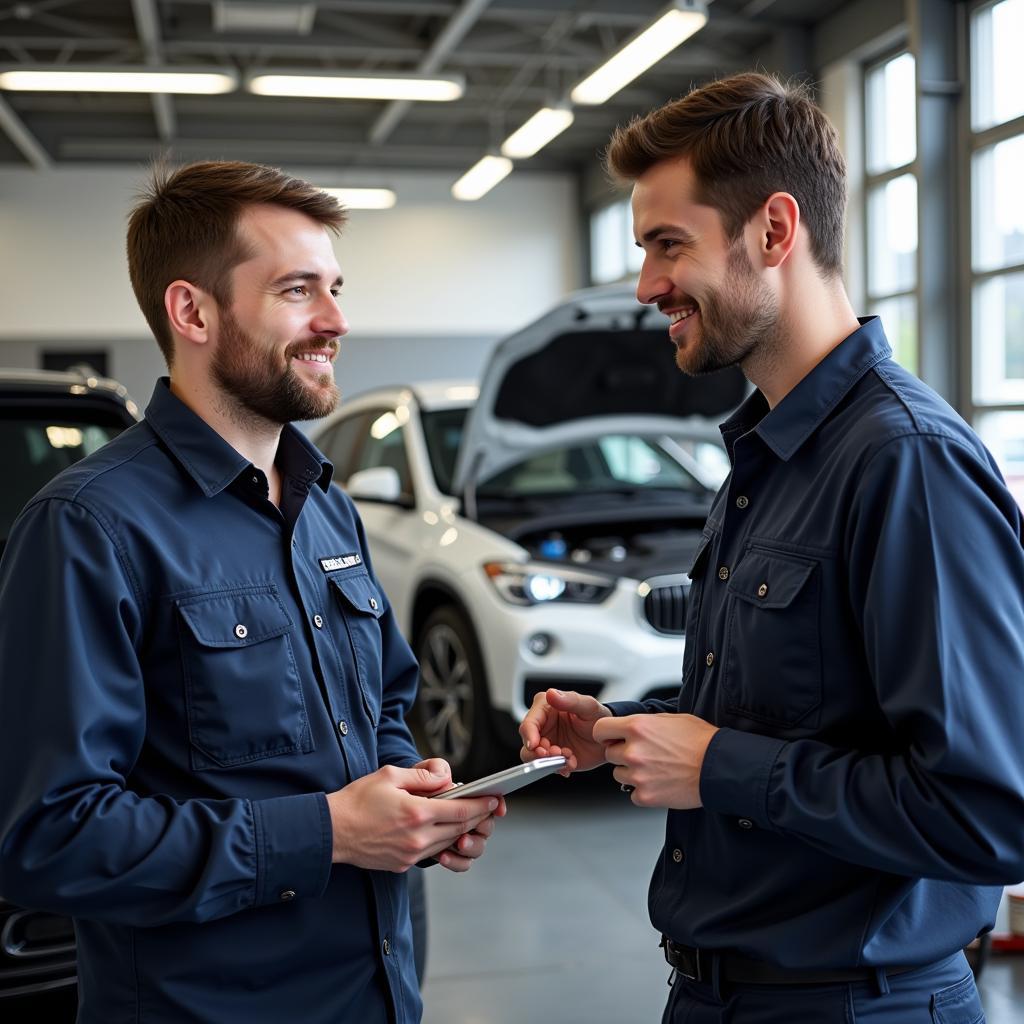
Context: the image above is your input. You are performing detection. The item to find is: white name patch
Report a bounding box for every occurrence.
[320,553,363,572]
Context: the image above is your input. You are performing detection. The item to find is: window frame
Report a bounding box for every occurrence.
[862,46,920,373]
[965,0,1024,419]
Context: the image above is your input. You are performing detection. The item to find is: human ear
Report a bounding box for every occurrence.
[164,280,214,348]
[758,192,800,268]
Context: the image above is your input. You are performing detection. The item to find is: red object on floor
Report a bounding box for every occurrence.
[991,933,1024,953]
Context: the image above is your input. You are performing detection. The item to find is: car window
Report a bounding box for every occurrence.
[671,437,731,486]
[353,409,414,501]
[318,412,371,483]
[1,415,126,543]
[478,434,708,497]
[419,407,469,495]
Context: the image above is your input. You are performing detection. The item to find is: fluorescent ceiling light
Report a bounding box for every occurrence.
[570,0,708,105]
[321,187,396,210]
[500,106,575,159]
[451,154,513,202]
[0,65,238,95]
[247,70,464,101]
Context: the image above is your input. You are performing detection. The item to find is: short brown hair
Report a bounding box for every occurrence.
[606,72,846,275]
[126,160,347,367]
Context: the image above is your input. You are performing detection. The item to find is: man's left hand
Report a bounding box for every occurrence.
[591,714,719,809]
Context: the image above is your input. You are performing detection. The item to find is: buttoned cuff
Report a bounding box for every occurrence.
[699,728,787,827]
[251,792,333,906]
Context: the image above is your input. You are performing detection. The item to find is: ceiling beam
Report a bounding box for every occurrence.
[131,0,175,143]
[369,0,492,145]
[0,93,50,168]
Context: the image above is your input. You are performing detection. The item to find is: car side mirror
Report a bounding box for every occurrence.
[346,466,403,504]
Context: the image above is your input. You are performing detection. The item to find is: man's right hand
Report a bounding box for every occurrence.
[519,688,612,774]
[327,763,499,872]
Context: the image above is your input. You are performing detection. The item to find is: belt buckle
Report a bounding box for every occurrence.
[662,938,704,982]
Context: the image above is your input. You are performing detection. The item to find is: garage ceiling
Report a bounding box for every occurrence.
[0,0,856,174]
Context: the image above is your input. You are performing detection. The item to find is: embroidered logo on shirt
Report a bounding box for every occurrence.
[319,553,363,572]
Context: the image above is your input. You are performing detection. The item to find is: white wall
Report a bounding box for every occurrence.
[0,165,581,405]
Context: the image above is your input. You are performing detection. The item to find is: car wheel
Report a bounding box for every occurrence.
[414,606,499,778]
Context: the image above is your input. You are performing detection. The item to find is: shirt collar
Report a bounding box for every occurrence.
[145,378,333,496]
[720,317,892,462]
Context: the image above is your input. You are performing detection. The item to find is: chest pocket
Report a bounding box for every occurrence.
[177,587,313,770]
[723,548,822,728]
[328,572,386,725]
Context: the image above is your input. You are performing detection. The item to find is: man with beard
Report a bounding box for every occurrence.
[0,161,504,1023]
[520,73,1024,1022]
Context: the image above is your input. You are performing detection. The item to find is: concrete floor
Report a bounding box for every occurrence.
[421,771,1024,1024]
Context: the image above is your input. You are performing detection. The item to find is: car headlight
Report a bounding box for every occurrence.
[482,561,617,606]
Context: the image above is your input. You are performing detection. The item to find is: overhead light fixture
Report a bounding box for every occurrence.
[570,0,708,105]
[246,70,464,102]
[321,187,397,210]
[213,2,316,35]
[500,105,575,159]
[0,65,238,95]
[451,154,513,202]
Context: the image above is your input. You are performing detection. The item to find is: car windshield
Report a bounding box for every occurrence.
[420,408,709,499]
[478,434,709,499]
[1,415,126,544]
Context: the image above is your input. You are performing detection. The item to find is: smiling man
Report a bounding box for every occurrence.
[521,74,1024,1022]
[0,161,503,1023]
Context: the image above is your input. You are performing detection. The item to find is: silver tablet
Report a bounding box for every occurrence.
[432,756,567,799]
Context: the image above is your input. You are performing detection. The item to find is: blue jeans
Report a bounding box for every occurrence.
[661,952,985,1023]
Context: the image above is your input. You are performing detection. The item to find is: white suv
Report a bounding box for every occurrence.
[312,285,744,775]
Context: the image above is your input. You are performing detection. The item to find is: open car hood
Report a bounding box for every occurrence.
[451,284,747,492]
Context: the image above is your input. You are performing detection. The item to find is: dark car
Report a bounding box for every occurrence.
[0,367,138,1015]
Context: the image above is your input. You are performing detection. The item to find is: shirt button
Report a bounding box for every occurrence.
[234,623,248,639]
[369,597,379,611]
[717,566,730,581]
[338,720,348,737]
[672,848,684,864]
[738,818,754,830]
[757,583,768,598]
[382,938,391,956]
[279,889,296,901]
[313,614,324,629]
[736,495,749,509]
[705,651,715,668]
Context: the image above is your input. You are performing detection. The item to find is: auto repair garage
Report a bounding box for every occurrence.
[0,2,1022,1022]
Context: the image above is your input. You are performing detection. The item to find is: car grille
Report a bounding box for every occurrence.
[640,576,690,636]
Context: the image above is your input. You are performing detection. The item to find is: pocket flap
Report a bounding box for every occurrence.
[727,550,815,609]
[329,572,386,619]
[178,588,293,647]
[687,534,713,580]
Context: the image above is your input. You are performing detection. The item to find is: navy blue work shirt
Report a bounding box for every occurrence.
[608,318,1024,969]
[0,380,424,1022]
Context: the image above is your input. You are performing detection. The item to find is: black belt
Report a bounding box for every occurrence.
[661,938,920,987]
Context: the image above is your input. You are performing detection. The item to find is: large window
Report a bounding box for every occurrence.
[589,198,643,285]
[970,0,1024,508]
[864,51,919,373]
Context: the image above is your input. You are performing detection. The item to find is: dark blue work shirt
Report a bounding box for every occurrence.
[609,319,1024,969]
[0,380,424,1022]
